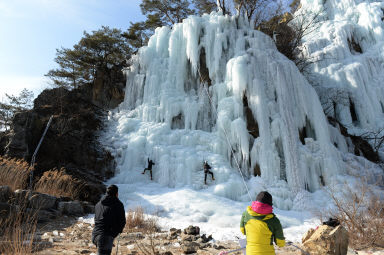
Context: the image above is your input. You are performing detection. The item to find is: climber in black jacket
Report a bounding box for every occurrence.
[92,184,126,255]
[142,158,155,180]
[203,161,215,184]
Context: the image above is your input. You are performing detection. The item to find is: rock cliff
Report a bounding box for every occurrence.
[0,67,126,203]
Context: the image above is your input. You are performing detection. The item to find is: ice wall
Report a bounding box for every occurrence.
[106,12,347,209]
[297,0,384,139]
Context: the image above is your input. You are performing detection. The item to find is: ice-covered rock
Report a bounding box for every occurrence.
[105,12,347,208]
[104,0,384,219]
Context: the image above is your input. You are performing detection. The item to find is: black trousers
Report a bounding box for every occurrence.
[143,168,153,179]
[92,234,114,255]
[204,170,214,183]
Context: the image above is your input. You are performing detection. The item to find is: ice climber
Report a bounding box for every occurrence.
[92,184,126,255]
[240,191,285,255]
[142,158,155,180]
[203,161,215,184]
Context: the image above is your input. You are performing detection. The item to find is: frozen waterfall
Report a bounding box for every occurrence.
[104,0,384,210]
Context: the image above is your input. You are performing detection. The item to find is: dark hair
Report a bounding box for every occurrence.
[256,191,273,206]
[106,184,118,196]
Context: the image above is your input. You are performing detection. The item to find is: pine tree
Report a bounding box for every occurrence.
[192,0,218,15]
[140,0,196,25]
[46,26,131,89]
[123,15,163,52]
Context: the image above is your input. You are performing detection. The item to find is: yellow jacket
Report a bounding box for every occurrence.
[240,206,285,255]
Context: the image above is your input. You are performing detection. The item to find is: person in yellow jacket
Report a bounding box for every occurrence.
[240,191,285,255]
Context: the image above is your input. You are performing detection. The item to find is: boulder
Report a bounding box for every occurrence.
[182,241,200,254]
[184,225,200,235]
[0,202,13,219]
[14,189,31,204]
[58,201,84,216]
[160,252,173,255]
[182,235,193,242]
[200,233,212,243]
[34,209,59,223]
[302,225,349,255]
[81,201,95,214]
[29,193,57,210]
[0,186,13,203]
[169,228,181,239]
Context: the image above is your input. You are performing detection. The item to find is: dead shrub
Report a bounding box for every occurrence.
[125,206,146,230]
[125,206,162,255]
[34,168,85,200]
[325,178,384,249]
[0,197,38,254]
[258,9,323,74]
[0,156,30,191]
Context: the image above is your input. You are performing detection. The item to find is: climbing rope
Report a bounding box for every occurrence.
[29,115,54,192]
[197,69,253,202]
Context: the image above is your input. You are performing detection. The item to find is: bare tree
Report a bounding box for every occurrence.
[258,7,324,73]
[313,87,350,118]
[235,0,283,27]
[361,128,384,155]
[0,89,34,131]
[325,177,384,249]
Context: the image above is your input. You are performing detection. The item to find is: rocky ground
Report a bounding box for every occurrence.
[32,217,384,255]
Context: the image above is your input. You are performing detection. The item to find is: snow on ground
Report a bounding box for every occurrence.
[83,179,320,242]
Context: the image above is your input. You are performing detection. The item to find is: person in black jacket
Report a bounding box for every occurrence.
[142,158,155,180]
[203,161,215,184]
[92,185,126,255]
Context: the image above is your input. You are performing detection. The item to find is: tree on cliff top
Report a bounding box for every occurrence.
[125,0,196,52]
[140,0,195,25]
[235,0,283,27]
[46,26,131,89]
[123,15,163,52]
[0,89,34,131]
[193,0,218,15]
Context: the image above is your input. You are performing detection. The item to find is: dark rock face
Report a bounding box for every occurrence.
[0,186,96,224]
[58,201,84,216]
[29,193,57,210]
[92,65,126,110]
[0,131,10,155]
[1,68,126,203]
[0,186,13,203]
[328,117,380,162]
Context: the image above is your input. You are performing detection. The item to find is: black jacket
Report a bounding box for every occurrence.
[148,159,155,169]
[92,195,126,238]
[204,163,211,172]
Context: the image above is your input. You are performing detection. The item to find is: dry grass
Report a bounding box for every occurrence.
[0,157,38,254]
[124,206,162,255]
[34,168,86,200]
[125,206,146,230]
[325,178,384,249]
[0,156,30,191]
[0,198,38,254]
[0,157,85,201]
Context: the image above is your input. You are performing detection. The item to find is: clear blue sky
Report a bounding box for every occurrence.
[0,0,144,99]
